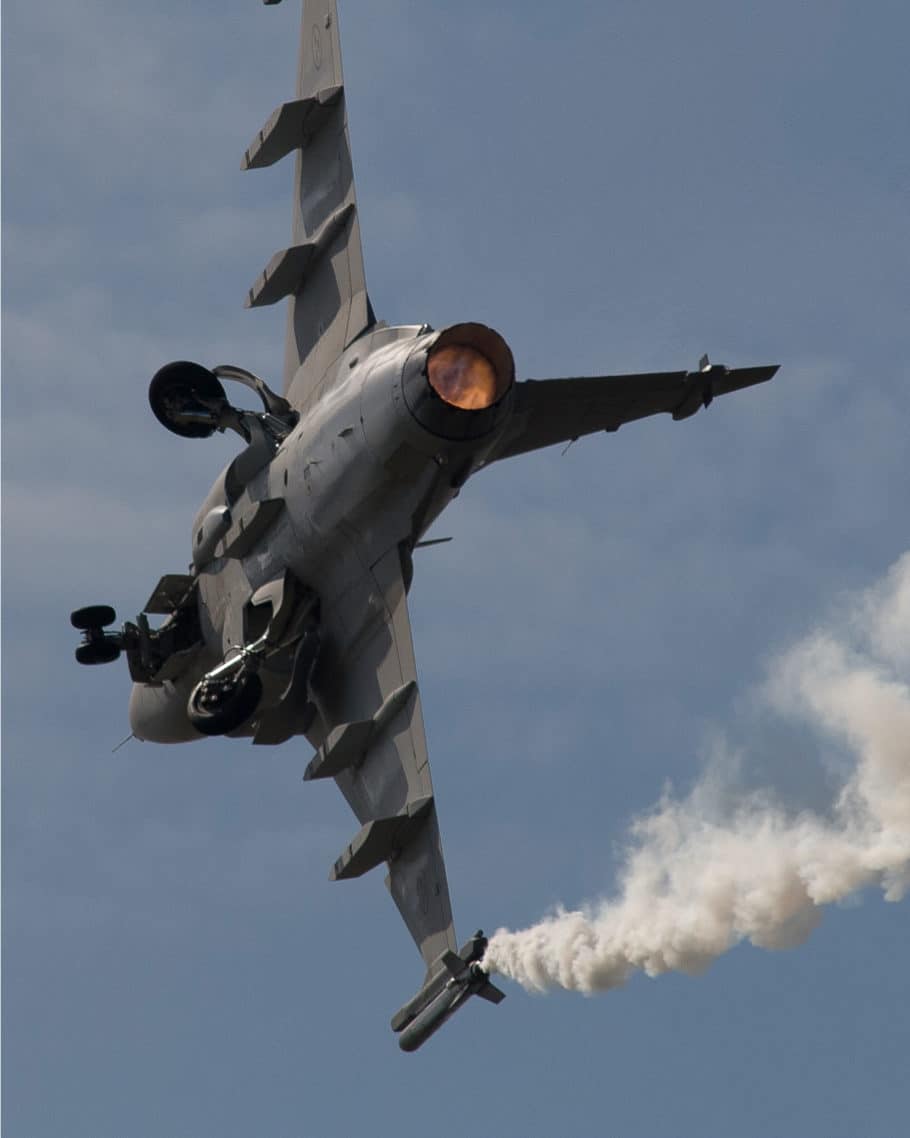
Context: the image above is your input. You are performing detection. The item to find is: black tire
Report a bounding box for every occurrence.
[149,360,228,439]
[71,605,116,631]
[75,639,121,665]
[187,669,263,736]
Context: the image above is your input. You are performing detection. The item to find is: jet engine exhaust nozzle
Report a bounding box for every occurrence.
[428,344,503,411]
[401,322,515,442]
[427,323,513,411]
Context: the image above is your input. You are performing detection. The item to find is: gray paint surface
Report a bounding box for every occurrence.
[4,0,909,1134]
[102,0,776,1028]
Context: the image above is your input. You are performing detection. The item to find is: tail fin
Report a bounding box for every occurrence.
[247,1,372,406]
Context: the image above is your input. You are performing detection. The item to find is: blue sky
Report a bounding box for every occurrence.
[4,2,909,1136]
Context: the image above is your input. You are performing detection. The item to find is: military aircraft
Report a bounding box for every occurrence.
[71,0,779,1052]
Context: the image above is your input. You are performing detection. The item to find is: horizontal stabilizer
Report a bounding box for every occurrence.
[330,796,433,881]
[304,680,417,780]
[245,202,355,308]
[242,87,342,170]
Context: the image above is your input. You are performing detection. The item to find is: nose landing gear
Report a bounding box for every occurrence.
[71,605,123,666]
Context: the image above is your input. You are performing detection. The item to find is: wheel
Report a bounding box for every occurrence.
[71,605,116,631]
[187,669,263,736]
[75,639,121,665]
[149,361,228,439]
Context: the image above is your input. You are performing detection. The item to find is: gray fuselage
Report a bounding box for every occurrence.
[128,322,514,744]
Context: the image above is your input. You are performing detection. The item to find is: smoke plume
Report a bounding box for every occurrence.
[482,553,910,993]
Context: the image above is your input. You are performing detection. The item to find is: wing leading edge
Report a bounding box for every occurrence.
[304,545,458,975]
[488,361,779,463]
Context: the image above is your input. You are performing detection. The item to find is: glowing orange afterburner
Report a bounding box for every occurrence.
[427,344,502,411]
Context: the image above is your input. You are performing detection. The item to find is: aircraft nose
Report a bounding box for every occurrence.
[129,678,203,744]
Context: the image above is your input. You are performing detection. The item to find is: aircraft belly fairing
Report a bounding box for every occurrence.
[71,0,781,1051]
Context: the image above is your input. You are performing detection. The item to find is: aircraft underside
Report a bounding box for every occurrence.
[72,0,779,1052]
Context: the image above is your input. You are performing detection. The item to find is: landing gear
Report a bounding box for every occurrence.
[71,605,123,665]
[71,605,117,631]
[148,361,230,439]
[186,575,320,738]
[148,360,298,443]
[187,667,263,736]
[75,639,122,666]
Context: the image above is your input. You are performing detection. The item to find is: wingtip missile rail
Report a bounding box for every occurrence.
[392,931,505,1053]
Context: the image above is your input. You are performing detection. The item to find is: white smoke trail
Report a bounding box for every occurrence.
[482,553,910,993]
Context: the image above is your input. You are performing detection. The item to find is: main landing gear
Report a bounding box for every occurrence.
[148,360,298,444]
[187,658,264,736]
[186,580,321,737]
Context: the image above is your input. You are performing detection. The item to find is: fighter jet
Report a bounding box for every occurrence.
[71,0,778,1052]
